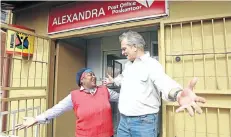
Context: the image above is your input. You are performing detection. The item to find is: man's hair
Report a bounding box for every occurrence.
[119,30,146,49]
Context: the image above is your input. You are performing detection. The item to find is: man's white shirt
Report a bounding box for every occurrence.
[114,53,182,116]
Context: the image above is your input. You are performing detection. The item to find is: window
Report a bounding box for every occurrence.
[151,41,159,60]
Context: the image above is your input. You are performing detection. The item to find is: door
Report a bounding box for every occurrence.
[102,50,126,134]
[160,15,231,137]
[53,41,85,137]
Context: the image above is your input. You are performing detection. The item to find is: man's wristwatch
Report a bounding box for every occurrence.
[173,90,182,102]
[168,88,182,101]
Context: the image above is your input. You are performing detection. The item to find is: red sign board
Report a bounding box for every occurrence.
[48,0,168,34]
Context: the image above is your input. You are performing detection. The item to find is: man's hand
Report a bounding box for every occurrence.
[176,78,206,116]
[15,117,38,130]
[102,74,114,85]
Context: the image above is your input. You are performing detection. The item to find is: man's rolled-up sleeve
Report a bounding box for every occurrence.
[149,59,182,101]
[113,74,123,86]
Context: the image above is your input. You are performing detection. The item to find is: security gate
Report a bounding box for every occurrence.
[1,24,52,137]
[160,14,231,137]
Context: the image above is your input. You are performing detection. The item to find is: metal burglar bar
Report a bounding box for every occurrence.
[0,97,46,137]
[164,17,231,90]
[0,101,43,137]
[1,24,50,137]
[161,14,231,137]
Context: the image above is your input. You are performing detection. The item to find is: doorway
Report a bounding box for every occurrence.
[55,25,160,136]
[98,27,160,135]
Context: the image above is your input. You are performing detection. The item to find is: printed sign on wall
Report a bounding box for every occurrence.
[48,0,168,34]
[6,25,35,57]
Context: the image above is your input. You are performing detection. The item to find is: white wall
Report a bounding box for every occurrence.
[101,31,157,51]
[86,38,102,85]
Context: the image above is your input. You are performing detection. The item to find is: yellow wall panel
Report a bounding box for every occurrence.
[219,109,231,136]
[167,2,231,20]
[165,17,231,91]
[9,37,49,89]
[164,14,230,137]
[166,107,231,137]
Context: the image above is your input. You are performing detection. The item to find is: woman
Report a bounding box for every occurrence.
[16,68,119,137]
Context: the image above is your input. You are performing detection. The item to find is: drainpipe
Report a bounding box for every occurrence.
[1,29,11,132]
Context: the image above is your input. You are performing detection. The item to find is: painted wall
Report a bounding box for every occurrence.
[14,2,231,36]
[167,2,231,20]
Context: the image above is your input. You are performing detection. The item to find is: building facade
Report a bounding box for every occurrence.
[1,1,231,137]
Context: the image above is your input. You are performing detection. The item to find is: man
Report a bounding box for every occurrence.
[16,68,119,137]
[104,30,206,137]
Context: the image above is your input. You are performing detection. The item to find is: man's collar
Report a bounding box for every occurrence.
[133,52,150,62]
[139,52,150,61]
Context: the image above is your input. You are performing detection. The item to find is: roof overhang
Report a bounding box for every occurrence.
[1,1,45,11]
